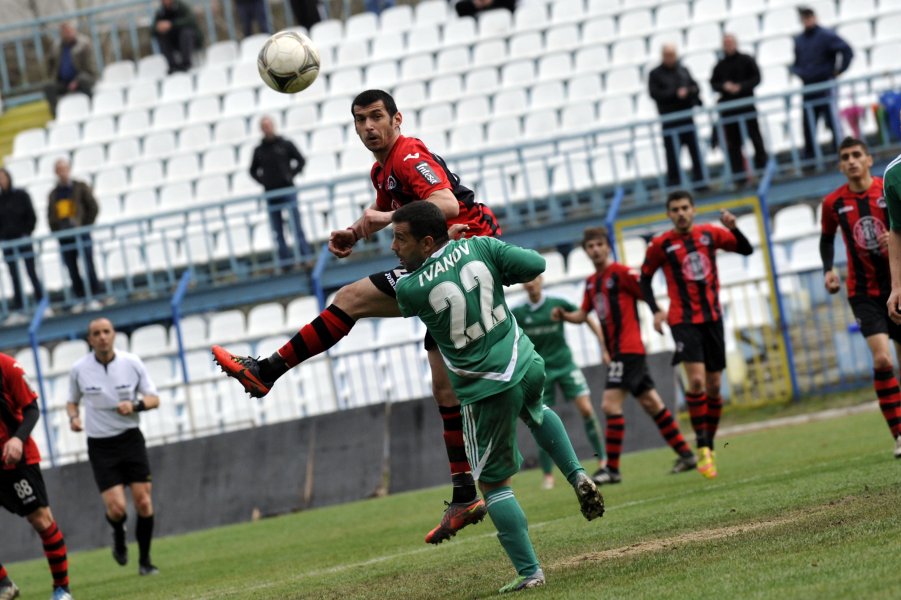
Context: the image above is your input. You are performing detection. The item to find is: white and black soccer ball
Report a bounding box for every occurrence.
[257,31,320,94]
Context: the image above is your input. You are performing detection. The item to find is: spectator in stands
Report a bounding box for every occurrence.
[364,0,395,16]
[649,43,704,187]
[710,34,768,187]
[0,168,45,323]
[48,159,103,312]
[249,116,312,266]
[44,21,97,118]
[290,0,321,30]
[792,6,853,162]
[455,0,516,18]
[153,0,203,74]
[236,0,270,37]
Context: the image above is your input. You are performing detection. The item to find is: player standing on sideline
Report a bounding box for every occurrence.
[213,90,502,544]
[67,318,161,575]
[510,276,607,489]
[639,191,753,478]
[391,202,604,593]
[823,138,901,458]
[555,227,697,484]
[0,352,73,600]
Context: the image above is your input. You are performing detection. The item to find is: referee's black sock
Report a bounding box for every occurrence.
[106,513,126,537]
[136,514,154,566]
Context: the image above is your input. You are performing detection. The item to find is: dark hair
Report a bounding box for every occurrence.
[798,6,815,18]
[392,202,449,245]
[582,226,610,249]
[839,136,869,155]
[351,89,398,117]
[666,190,694,209]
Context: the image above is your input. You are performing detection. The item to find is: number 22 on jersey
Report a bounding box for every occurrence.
[428,261,506,349]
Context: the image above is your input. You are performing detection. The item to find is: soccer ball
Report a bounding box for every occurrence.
[257,31,320,94]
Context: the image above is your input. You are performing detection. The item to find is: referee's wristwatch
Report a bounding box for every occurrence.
[132,400,147,412]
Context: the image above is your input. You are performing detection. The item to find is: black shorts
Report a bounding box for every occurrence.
[0,464,49,517]
[849,295,901,342]
[605,354,655,397]
[87,428,152,493]
[671,321,726,372]
[369,266,438,351]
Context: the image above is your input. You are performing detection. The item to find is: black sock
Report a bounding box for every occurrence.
[258,352,288,382]
[136,515,154,566]
[107,514,126,540]
[450,472,477,504]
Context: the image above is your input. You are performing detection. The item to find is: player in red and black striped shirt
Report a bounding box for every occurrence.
[640,190,753,478]
[555,226,696,484]
[0,353,72,599]
[820,137,901,457]
[214,90,499,543]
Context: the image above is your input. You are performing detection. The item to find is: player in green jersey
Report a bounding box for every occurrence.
[392,202,605,593]
[885,153,901,328]
[511,277,607,489]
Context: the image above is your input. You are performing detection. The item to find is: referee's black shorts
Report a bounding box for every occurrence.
[849,295,901,342]
[87,428,152,493]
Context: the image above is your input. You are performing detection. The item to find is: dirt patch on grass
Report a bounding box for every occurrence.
[553,497,858,570]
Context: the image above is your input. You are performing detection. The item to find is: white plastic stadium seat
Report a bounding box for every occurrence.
[206,40,238,65]
[771,204,817,243]
[371,34,405,60]
[130,159,165,190]
[97,60,136,91]
[345,11,378,40]
[415,0,448,26]
[106,138,141,167]
[380,4,413,32]
[160,72,194,103]
[91,89,124,117]
[187,96,222,124]
[445,18,477,46]
[196,65,230,96]
[545,24,580,53]
[46,123,79,151]
[136,54,168,80]
[550,0,585,23]
[240,33,270,62]
[56,93,91,123]
[213,118,248,144]
[126,80,159,109]
[166,153,200,183]
[12,128,46,157]
[478,9,513,37]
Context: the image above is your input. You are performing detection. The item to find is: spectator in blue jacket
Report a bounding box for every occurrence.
[791,6,853,162]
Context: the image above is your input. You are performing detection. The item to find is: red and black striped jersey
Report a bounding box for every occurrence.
[582,262,646,356]
[821,176,891,299]
[641,224,739,325]
[0,353,41,470]
[371,135,501,237]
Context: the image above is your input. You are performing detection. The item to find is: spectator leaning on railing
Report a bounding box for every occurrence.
[710,33,768,187]
[48,158,103,312]
[0,168,45,324]
[648,43,704,187]
[44,21,97,118]
[152,0,203,74]
[791,6,853,162]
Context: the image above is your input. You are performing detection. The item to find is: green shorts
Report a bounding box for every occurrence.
[461,355,547,484]
[541,366,590,407]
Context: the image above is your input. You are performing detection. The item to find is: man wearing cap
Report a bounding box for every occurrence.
[791,6,853,162]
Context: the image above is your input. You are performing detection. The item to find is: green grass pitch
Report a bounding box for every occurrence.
[7,409,901,599]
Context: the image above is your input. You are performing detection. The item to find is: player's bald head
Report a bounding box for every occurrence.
[88,317,115,336]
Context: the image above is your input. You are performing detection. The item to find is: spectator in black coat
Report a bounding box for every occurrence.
[711,34,769,186]
[0,168,44,319]
[249,116,312,265]
[236,0,270,37]
[649,44,704,187]
[792,6,853,160]
[455,0,516,18]
[290,0,321,30]
[153,0,203,73]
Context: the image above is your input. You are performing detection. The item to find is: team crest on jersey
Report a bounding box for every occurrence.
[698,233,712,246]
[386,175,397,191]
[878,196,887,208]
[681,251,712,281]
[605,277,615,288]
[853,216,887,251]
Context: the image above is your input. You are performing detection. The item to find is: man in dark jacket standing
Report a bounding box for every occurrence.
[44,21,97,117]
[649,44,704,187]
[249,116,311,265]
[153,0,203,73]
[792,6,853,161]
[711,34,768,186]
[0,168,44,322]
[48,159,103,312]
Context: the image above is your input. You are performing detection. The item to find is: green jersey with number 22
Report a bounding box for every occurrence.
[395,236,547,405]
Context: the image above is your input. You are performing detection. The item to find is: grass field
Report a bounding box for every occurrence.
[8,408,901,599]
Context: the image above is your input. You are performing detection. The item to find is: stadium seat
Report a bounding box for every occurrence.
[619,9,653,36]
[94,167,130,198]
[330,67,364,95]
[12,127,46,158]
[131,160,165,190]
[757,37,793,68]
[71,144,105,174]
[365,61,400,89]
[573,45,609,74]
[540,250,566,284]
[143,131,178,160]
[537,52,572,81]
[214,118,248,144]
[246,302,286,337]
[407,24,442,53]
[186,95,221,125]
[126,79,159,110]
[478,8,513,37]
[686,22,721,52]
[436,46,471,73]
[414,0,447,26]
[465,67,500,94]
[196,65,230,96]
[772,204,817,243]
[493,89,528,116]
[221,88,257,118]
[612,38,648,66]
[473,39,507,67]
[206,40,238,65]
[178,124,212,153]
[107,138,141,167]
[122,188,159,218]
[51,339,90,374]
[546,23,581,53]
[160,73,194,103]
[230,61,262,90]
[3,158,36,185]
[336,39,368,66]
[380,4,413,32]
[167,153,201,183]
[91,89,124,117]
[55,93,91,123]
[692,0,727,21]
[46,123,80,151]
[136,54,168,81]
[152,102,186,131]
[97,60,136,92]
[118,109,152,137]
[561,101,597,132]
[582,16,616,43]
[445,18,477,46]
[345,11,378,40]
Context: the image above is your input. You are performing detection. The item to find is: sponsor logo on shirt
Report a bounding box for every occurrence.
[414,161,440,186]
[681,251,712,281]
[838,205,855,214]
[594,295,609,320]
[403,153,420,162]
[665,243,682,253]
[852,215,887,251]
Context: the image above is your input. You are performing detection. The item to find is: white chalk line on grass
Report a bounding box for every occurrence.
[190,448,886,600]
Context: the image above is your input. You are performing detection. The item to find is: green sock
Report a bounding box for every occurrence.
[537,447,554,475]
[484,487,540,577]
[529,407,584,487]
[583,413,607,461]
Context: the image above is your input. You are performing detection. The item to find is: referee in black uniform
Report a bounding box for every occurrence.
[66,318,161,576]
